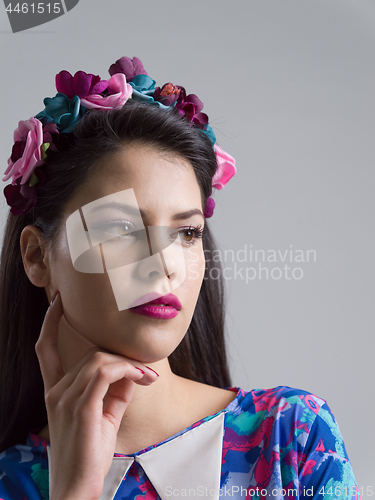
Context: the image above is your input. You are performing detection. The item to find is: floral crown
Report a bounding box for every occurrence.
[2,56,236,218]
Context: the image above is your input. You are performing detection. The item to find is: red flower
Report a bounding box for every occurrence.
[154,83,181,106]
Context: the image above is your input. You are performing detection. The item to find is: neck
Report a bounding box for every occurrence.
[39,312,194,454]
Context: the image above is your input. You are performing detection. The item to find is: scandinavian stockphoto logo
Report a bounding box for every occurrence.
[3,0,79,33]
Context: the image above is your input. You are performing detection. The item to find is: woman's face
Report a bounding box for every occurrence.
[47,143,206,364]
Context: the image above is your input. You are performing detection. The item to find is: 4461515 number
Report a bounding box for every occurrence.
[5,3,61,14]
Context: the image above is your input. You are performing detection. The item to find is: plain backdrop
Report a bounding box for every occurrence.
[0,0,374,492]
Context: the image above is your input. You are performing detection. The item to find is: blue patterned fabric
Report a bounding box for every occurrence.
[0,386,361,499]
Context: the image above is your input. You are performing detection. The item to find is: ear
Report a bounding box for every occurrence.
[20,225,51,289]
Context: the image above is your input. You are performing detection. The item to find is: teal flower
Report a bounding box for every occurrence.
[202,124,216,146]
[129,74,155,100]
[129,75,170,110]
[36,93,85,133]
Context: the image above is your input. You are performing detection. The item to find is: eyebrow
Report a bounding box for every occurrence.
[88,202,205,221]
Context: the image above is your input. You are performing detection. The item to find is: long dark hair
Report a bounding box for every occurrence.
[0,100,231,452]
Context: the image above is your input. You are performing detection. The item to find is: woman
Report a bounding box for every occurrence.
[0,57,361,499]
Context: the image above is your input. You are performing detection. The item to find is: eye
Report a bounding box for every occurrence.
[91,220,135,241]
[183,228,195,242]
[177,225,204,246]
[118,223,132,237]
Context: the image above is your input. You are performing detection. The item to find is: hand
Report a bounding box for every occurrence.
[35,291,159,500]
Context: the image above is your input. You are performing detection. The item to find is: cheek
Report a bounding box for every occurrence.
[52,247,119,316]
[182,245,206,293]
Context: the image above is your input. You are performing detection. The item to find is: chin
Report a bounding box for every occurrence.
[114,332,185,364]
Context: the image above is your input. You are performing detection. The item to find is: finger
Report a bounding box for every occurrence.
[58,348,158,395]
[35,291,65,393]
[102,376,137,421]
[102,369,156,420]
[80,362,144,422]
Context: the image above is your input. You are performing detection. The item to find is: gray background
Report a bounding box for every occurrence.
[0,0,373,492]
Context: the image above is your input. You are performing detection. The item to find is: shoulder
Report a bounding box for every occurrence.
[226,385,328,446]
[231,385,356,471]
[236,385,326,417]
[222,387,361,495]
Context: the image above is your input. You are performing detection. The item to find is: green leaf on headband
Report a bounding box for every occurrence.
[42,142,50,160]
[29,172,39,187]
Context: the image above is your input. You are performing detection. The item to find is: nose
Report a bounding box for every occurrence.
[104,225,188,311]
[136,226,184,286]
[136,251,172,282]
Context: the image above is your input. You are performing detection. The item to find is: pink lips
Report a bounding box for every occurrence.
[129,293,182,319]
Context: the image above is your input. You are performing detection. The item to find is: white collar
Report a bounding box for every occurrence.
[47,411,225,500]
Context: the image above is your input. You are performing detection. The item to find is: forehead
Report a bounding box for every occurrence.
[64,143,203,218]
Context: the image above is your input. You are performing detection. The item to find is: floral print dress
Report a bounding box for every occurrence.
[0,386,361,499]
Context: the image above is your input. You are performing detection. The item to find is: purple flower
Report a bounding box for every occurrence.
[108,56,147,82]
[41,121,59,152]
[176,88,209,129]
[204,197,215,218]
[56,70,108,99]
[10,140,26,163]
[4,167,45,216]
[154,83,182,106]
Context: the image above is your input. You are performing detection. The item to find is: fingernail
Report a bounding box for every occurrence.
[136,367,145,375]
[145,366,159,377]
[50,291,59,305]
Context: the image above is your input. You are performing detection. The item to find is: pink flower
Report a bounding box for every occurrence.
[80,74,132,110]
[3,118,44,186]
[56,70,108,99]
[212,145,236,189]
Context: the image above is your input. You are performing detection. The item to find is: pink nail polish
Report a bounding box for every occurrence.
[145,366,159,377]
[50,291,59,305]
[136,367,145,375]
